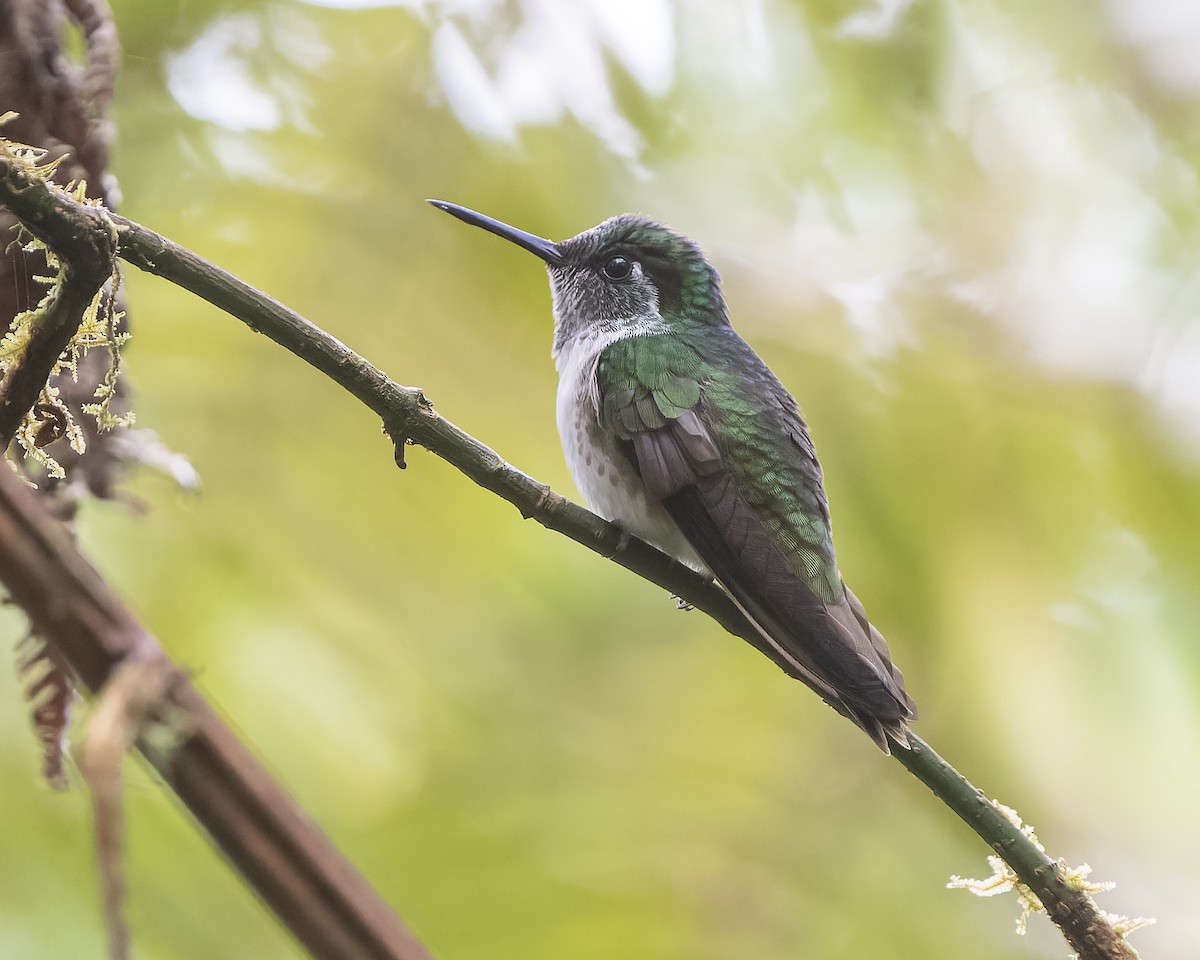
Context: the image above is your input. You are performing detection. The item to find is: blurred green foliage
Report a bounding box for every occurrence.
[3,0,1200,957]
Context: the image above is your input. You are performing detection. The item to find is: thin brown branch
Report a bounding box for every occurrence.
[82,657,182,960]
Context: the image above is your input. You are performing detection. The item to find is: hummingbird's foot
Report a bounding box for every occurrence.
[671,595,695,611]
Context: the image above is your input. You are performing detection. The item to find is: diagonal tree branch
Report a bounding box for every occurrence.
[0,464,434,960]
[0,153,1142,960]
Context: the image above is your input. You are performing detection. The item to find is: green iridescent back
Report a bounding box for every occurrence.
[596,324,844,604]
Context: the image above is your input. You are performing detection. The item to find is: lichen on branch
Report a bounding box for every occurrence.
[0,113,132,477]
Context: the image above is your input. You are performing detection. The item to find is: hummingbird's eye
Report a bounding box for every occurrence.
[602,256,634,281]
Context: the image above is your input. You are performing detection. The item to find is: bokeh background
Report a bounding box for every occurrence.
[3,1,1200,957]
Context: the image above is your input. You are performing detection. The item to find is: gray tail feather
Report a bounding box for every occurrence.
[855,715,912,755]
[716,582,917,754]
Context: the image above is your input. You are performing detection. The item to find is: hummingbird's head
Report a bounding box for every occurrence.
[428,201,727,354]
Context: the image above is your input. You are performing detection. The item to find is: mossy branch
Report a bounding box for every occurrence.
[0,134,116,446]
[0,153,1143,960]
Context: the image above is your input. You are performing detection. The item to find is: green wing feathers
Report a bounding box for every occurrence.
[595,333,916,750]
[597,335,840,601]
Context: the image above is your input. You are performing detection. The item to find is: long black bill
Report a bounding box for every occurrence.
[428,199,563,266]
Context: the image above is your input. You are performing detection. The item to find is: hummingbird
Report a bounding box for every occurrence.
[429,200,917,752]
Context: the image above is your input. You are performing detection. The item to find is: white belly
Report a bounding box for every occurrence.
[554,338,707,573]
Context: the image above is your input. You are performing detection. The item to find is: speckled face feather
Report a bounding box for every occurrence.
[547,215,727,354]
